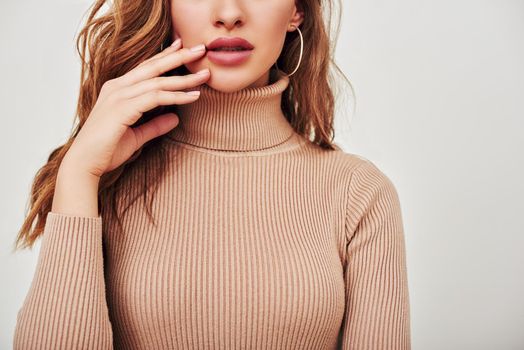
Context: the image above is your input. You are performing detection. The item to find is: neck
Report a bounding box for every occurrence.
[166,68,297,152]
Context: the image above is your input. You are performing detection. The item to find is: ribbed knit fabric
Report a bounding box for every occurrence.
[14,68,411,349]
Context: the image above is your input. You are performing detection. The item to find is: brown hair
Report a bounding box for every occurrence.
[13,0,354,250]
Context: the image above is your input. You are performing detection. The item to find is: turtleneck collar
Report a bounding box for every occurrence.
[166,68,297,152]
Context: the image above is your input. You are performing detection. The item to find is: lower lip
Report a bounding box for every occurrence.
[206,49,253,66]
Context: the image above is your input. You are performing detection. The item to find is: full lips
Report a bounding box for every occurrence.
[206,48,254,66]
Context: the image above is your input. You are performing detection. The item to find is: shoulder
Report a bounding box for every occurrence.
[325,146,396,190]
[301,140,368,172]
[326,147,400,209]
[295,139,400,201]
[334,152,403,237]
[345,154,397,195]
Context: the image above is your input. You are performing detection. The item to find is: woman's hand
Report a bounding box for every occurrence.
[63,39,210,178]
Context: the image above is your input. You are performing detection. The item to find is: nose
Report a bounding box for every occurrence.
[212,0,246,30]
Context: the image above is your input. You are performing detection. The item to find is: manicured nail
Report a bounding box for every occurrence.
[187,90,201,96]
[190,44,205,52]
[171,38,181,47]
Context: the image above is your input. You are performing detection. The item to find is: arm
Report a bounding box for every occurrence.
[339,161,411,349]
[13,165,113,349]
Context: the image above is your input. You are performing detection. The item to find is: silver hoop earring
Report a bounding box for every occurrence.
[275,25,304,77]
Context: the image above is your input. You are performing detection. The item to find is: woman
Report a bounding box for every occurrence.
[13,0,411,348]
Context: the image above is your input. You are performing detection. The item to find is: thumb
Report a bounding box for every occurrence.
[133,113,179,147]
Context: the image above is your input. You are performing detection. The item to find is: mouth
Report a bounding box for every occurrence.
[205,36,255,66]
[209,47,253,52]
[206,36,255,51]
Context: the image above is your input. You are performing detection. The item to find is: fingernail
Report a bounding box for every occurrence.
[190,44,206,52]
[171,38,181,47]
[196,68,209,75]
[187,90,201,96]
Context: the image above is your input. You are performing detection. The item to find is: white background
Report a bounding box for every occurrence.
[1,0,523,348]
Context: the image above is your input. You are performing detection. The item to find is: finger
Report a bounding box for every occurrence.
[117,69,210,100]
[122,90,201,126]
[133,112,179,148]
[116,45,207,88]
[136,39,182,69]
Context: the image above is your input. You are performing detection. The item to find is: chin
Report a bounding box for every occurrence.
[204,70,259,93]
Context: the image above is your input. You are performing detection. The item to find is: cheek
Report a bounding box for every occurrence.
[170,4,207,43]
[251,15,289,61]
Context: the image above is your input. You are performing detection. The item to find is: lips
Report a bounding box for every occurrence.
[206,37,254,51]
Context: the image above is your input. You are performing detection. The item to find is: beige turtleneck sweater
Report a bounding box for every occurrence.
[14,69,411,349]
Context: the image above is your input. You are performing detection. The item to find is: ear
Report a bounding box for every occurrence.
[289,3,305,30]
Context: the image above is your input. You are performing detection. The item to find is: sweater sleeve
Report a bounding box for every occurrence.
[13,212,113,349]
[339,160,411,349]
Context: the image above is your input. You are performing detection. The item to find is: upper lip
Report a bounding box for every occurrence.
[207,37,254,50]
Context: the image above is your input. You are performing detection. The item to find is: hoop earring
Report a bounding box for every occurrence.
[275,24,304,77]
